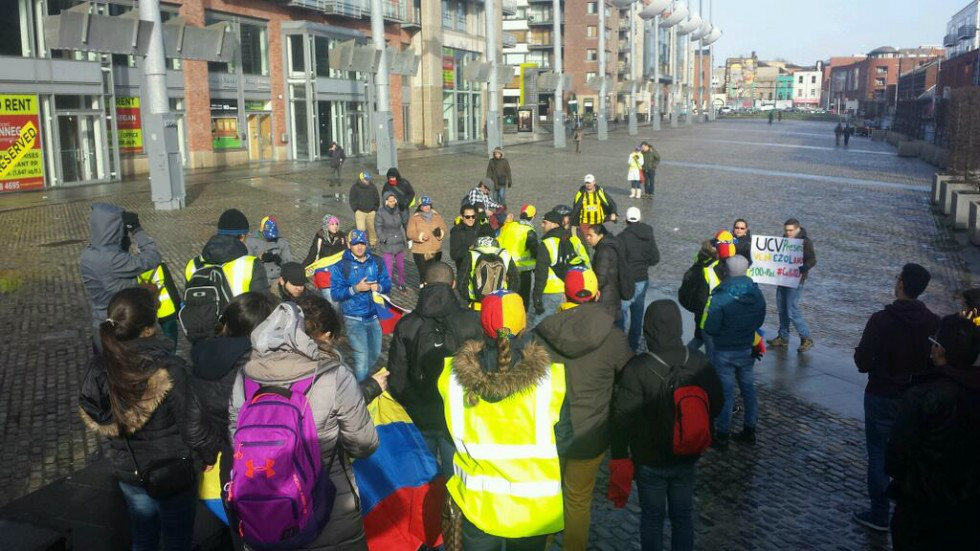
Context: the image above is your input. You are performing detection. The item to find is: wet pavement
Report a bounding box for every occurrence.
[0,118,976,549]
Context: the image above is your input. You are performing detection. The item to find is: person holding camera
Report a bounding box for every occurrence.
[81,203,162,350]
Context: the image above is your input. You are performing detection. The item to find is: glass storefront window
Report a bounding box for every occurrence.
[2,0,29,57]
[240,23,268,76]
[290,84,308,159]
[210,99,241,150]
[315,36,330,77]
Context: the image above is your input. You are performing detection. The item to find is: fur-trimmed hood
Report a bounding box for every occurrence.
[451,337,551,402]
[79,367,173,437]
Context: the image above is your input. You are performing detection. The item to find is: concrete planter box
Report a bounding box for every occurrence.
[933,173,955,205]
[970,201,980,246]
[951,190,980,229]
[941,181,978,215]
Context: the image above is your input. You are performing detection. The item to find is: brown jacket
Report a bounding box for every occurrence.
[406,210,448,257]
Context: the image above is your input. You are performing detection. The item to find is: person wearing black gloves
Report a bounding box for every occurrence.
[81,203,162,346]
[245,215,293,283]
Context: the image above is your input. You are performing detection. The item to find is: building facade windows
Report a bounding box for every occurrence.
[587,49,597,61]
[587,2,597,14]
[240,23,269,76]
[441,46,482,143]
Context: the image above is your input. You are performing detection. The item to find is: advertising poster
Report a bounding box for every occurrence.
[0,94,44,192]
[442,47,455,90]
[115,97,143,154]
[749,235,804,288]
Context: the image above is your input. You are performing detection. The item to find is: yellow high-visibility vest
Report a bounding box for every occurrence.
[699,260,722,329]
[184,255,257,297]
[541,235,590,294]
[497,221,535,271]
[137,264,176,319]
[438,357,566,538]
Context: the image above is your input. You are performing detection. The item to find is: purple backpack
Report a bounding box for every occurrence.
[228,375,336,549]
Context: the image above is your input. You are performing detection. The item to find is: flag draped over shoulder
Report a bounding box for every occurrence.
[373,293,408,335]
[354,392,446,550]
[198,452,227,524]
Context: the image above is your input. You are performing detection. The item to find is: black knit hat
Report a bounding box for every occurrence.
[217,209,249,235]
[543,210,563,225]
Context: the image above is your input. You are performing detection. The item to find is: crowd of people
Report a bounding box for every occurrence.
[74,144,979,551]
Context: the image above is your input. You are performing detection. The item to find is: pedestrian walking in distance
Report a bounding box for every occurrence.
[641,141,660,197]
[327,141,346,185]
[485,147,513,206]
[573,126,583,154]
[834,123,843,147]
[852,263,938,533]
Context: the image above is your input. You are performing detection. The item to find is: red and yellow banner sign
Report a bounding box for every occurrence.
[115,96,143,154]
[0,94,44,192]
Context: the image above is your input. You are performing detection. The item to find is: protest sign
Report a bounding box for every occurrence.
[749,235,804,288]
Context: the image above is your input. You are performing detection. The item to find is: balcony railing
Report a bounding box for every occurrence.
[283,0,418,24]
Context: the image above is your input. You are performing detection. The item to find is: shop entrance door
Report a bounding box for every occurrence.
[247,114,273,160]
[58,114,105,184]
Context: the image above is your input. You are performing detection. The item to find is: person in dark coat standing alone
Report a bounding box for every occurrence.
[851,263,940,533]
[640,141,661,197]
[327,141,346,185]
[584,223,630,324]
[485,147,513,206]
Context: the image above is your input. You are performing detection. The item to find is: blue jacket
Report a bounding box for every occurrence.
[329,249,392,319]
[703,276,766,351]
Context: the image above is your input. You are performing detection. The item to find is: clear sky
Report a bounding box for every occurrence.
[705,0,968,66]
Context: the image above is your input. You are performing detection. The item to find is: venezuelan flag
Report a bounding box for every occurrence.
[306,250,346,290]
[373,293,409,335]
[198,452,228,524]
[354,392,446,550]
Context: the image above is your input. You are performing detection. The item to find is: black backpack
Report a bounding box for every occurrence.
[616,244,635,301]
[412,317,457,387]
[178,264,233,340]
[552,236,585,280]
[471,251,507,299]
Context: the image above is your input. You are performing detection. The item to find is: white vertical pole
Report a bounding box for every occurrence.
[627,1,637,135]
[552,0,565,147]
[485,0,501,153]
[371,0,397,173]
[597,0,608,139]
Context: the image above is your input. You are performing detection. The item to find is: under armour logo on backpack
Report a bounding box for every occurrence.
[245,458,276,478]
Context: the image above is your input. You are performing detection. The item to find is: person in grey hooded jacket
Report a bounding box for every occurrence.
[229,302,378,551]
[80,203,161,336]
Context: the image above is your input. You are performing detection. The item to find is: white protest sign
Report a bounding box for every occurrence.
[748,235,804,288]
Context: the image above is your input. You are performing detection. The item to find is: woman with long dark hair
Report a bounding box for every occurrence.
[79,287,219,551]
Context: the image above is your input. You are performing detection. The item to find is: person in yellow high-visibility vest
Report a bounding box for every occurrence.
[183,209,268,296]
[531,210,590,325]
[496,204,539,309]
[136,262,181,345]
[438,290,570,550]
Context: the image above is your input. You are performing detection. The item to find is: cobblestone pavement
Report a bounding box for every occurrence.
[0,118,974,549]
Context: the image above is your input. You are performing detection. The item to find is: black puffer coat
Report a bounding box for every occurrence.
[618,221,660,282]
[449,221,494,270]
[349,179,380,213]
[190,335,251,449]
[79,336,220,486]
[387,283,483,433]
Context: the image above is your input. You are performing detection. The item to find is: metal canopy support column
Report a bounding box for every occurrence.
[552,0,565,148]
[141,0,185,210]
[485,0,501,153]
[371,0,397,174]
[652,16,661,130]
[597,0,608,140]
[627,1,637,135]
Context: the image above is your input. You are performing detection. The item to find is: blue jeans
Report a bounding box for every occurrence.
[622,280,649,351]
[421,430,456,479]
[117,481,196,551]
[712,347,757,435]
[531,292,565,328]
[864,392,899,524]
[346,316,382,382]
[776,285,811,339]
[643,169,656,195]
[636,464,695,551]
[495,185,507,206]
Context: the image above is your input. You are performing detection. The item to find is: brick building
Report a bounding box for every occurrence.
[0,0,499,191]
[825,46,945,117]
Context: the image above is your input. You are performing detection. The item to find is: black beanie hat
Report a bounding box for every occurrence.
[543,210,563,225]
[218,209,249,235]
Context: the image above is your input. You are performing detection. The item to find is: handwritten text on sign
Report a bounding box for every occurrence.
[749,235,803,288]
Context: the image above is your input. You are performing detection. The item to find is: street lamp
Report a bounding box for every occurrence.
[611,0,637,136]
[639,0,670,131]
[660,1,688,128]
[371,0,397,174]
[598,0,608,140]
[552,0,565,148]
[485,0,501,153]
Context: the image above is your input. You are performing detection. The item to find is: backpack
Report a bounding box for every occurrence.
[647,350,712,456]
[229,375,336,549]
[552,236,585,280]
[412,317,457,386]
[178,263,233,340]
[471,251,507,298]
[614,240,635,301]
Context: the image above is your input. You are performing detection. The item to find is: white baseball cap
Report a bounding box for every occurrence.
[583,174,596,183]
[626,207,641,222]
